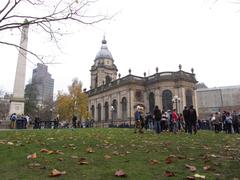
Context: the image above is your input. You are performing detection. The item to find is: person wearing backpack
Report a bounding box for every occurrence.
[10,113,17,129]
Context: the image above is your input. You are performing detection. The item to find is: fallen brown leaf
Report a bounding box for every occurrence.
[49,169,66,177]
[58,158,64,161]
[27,153,37,159]
[78,158,89,165]
[104,155,111,160]
[165,156,173,164]
[113,151,119,156]
[185,164,197,172]
[40,148,49,153]
[71,155,78,159]
[203,165,211,171]
[86,147,95,153]
[186,176,195,180]
[194,174,205,179]
[149,159,159,165]
[115,169,126,177]
[177,155,186,159]
[164,170,175,177]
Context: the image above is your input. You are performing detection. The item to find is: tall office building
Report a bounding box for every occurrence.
[32,63,54,104]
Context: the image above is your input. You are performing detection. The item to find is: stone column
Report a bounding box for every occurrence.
[193,89,199,116]
[117,92,121,122]
[9,21,29,115]
[128,88,134,126]
[143,91,148,112]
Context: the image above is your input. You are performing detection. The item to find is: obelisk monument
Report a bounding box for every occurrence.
[9,20,29,115]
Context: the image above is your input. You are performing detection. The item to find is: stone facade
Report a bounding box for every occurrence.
[87,38,198,126]
[197,86,240,119]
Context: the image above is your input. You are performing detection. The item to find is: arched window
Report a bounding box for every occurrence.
[91,105,95,119]
[162,90,173,111]
[95,75,98,88]
[105,75,112,84]
[186,90,193,107]
[122,97,127,121]
[104,102,109,122]
[149,92,155,114]
[97,103,101,122]
[112,99,118,121]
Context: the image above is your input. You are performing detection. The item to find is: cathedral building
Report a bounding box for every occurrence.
[87,38,198,126]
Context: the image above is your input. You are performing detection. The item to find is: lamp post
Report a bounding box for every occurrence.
[172,95,181,114]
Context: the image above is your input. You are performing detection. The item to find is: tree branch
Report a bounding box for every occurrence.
[0,40,45,64]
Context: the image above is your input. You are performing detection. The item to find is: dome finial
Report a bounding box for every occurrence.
[102,35,107,44]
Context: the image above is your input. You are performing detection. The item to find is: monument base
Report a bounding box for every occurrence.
[9,97,25,115]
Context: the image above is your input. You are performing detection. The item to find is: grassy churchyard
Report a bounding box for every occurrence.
[0,129,239,180]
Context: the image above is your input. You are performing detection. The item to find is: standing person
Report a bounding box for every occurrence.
[213,112,221,133]
[172,109,178,134]
[10,113,17,129]
[134,106,141,133]
[72,115,77,128]
[167,110,172,132]
[225,112,232,134]
[188,105,197,134]
[153,105,162,134]
[145,112,153,131]
[183,106,189,133]
[161,111,168,131]
[232,111,239,134]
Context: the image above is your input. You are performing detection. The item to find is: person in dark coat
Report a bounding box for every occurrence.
[72,115,77,128]
[232,111,239,134]
[153,105,162,134]
[188,105,197,134]
[183,106,189,133]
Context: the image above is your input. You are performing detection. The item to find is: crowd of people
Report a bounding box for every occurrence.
[134,105,240,134]
[206,110,240,134]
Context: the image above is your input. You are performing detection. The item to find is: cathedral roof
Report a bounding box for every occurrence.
[95,37,113,61]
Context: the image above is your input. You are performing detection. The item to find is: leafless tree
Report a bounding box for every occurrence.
[0,0,110,63]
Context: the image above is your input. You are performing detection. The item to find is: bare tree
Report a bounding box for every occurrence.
[0,0,110,63]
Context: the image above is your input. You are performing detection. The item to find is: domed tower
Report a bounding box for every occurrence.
[90,37,118,89]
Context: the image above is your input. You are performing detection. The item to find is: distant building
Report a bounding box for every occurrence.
[0,94,11,120]
[197,85,240,119]
[87,38,198,126]
[32,63,54,104]
[196,83,208,89]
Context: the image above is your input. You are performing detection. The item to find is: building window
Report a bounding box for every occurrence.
[97,103,101,122]
[149,92,155,114]
[186,90,193,107]
[104,102,109,122]
[162,90,173,111]
[122,97,127,121]
[105,75,112,84]
[135,90,143,102]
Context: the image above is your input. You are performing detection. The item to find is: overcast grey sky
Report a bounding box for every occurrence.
[1,0,240,95]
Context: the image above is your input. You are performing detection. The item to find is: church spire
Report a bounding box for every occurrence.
[102,35,107,44]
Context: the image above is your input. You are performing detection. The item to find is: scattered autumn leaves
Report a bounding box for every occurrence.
[1,129,239,179]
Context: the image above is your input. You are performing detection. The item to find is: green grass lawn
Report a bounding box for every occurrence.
[0,128,239,180]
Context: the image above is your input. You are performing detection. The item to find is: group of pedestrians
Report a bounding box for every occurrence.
[9,113,30,129]
[209,110,240,134]
[134,105,198,134]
